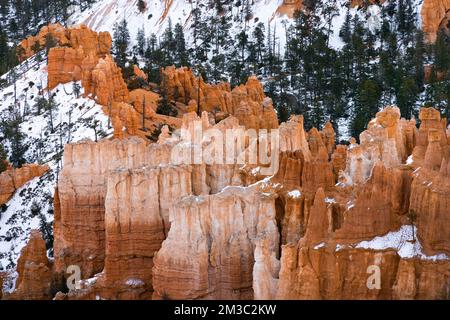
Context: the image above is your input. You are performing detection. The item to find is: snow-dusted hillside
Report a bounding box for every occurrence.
[69,0,290,47]
[66,0,425,51]
[0,54,111,290]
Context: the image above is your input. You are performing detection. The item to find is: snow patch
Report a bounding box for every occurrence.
[355,225,449,261]
[287,189,301,198]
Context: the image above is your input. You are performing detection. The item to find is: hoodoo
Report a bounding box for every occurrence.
[0,0,449,303]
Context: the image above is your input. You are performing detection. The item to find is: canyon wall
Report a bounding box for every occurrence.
[421,0,450,42]
[152,184,279,300]
[253,106,450,300]
[9,104,450,300]
[160,66,279,130]
[7,22,450,300]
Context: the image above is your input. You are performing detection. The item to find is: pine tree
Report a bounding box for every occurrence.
[136,28,146,58]
[145,33,164,83]
[1,116,26,168]
[413,29,426,92]
[0,29,9,75]
[0,143,7,173]
[161,18,176,66]
[113,18,131,68]
[351,79,381,139]
[397,77,418,119]
[174,23,189,67]
[435,30,450,72]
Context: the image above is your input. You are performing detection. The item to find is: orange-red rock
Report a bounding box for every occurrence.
[19,103,449,300]
[160,66,278,130]
[19,23,111,61]
[0,164,49,206]
[152,183,279,300]
[47,47,85,89]
[85,55,129,105]
[8,230,53,300]
[421,0,450,42]
[256,245,448,300]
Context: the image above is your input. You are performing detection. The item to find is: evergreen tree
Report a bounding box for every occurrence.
[174,22,189,67]
[1,116,26,168]
[144,33,163,83]
[397,77,418,119]
[113,18,131,68]
[0,143,7,173]
[435,30,450,72]
[0,29,10,75]
[351,79,381,139]
[136,27,146,58]
[161,18,176,66]
[413,29,426,92]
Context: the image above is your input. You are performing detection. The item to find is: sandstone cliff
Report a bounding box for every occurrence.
[253,105,449,300]
[153,183,279,300]
[160,66,279,130]
[8,23,450,301]
[19,23,111,61]
[421,0,450,42]
[10,104,450,300]
[0,163,49,206]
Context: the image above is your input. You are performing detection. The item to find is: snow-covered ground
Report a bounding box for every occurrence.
[0,54,111,291]
[68,0,289,49]
[333,225,449,261]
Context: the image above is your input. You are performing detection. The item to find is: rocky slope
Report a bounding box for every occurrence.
[1,1,449,300]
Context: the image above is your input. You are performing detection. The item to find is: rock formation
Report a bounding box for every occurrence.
[152,183,279,300]
[160,66,278,130]
[409,109,450,256]
[19,23,111,61]
[421,0,450,42]
[0,163,49,206]
[84,55,130,106]
[340,106,416,186]
[8,24,450,301]
[9,104,450,300]
[40,23,278,140]
[6,230,53,300]
[258,245,449,300]
[253,105,449,300]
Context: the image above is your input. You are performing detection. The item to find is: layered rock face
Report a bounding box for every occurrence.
[258,245,449,300]
[421,0,450,42]
[19,23,111,61]
[253,106,449,300]
[46,25,112,89]
[45,25,128,109]
[52,112,257,299]
[409,108,450,256]
[10,103,450,300]
[54,138,151,281]
[152,184,279,300]
[6,230,53,300]
[340,106,415,186]
[0,163,49,206]
[160,66,278,130]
